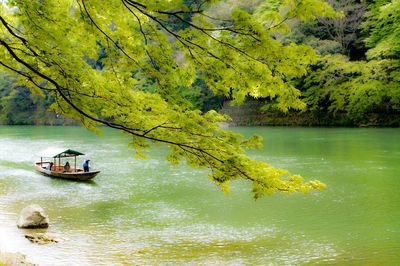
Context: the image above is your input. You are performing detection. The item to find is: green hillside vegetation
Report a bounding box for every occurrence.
[0,73,79,125]
[295,0,400,126]
[1,0,399,126]
[224,0,400,126]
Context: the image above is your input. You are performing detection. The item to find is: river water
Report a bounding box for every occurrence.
[0,126,399,265]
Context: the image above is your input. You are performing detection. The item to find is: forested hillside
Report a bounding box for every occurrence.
[0,0,399,126]
[290,0,400,126]
[0,73,79,124]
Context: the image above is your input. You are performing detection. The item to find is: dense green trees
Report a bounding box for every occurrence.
[2,1,399,127]
[364,0,400,60]
[302,55,400,123]
[279,0,400,126]
[0,72,63,124]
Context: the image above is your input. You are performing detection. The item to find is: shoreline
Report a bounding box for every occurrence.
[0,251,36,266]
[0,214,39,266]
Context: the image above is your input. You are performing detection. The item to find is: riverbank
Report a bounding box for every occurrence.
[220,100,400,127]
[0,216,39,266]
[2,100,399,127]
[0,112,79,126]
[0,251,36,266]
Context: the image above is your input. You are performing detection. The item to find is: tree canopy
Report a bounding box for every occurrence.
[364,0,400,60]
[277,0,400,126]
[0,0,338,198]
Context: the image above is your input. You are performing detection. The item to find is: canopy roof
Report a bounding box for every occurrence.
[39,148,85,158]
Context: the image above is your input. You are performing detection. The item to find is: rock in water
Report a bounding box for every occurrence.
[17,204,49,229]
[25,233,60,245]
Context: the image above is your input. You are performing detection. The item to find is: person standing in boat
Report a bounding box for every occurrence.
[83,159,90,172]
[47,162,54,171]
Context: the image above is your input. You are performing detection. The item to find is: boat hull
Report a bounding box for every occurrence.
[35,162,100,181]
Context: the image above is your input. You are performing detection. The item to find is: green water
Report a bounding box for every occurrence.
[0,126,399,265]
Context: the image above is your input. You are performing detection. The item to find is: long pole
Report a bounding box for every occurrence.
[74,156,76,173]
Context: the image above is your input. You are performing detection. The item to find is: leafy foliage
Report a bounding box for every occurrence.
[363,0,400,59]
[0,0,334,198]
[0,72,55,124]
[302,55,400,122]
[284,0,400,125]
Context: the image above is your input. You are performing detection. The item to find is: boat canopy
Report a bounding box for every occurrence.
[39,148,85,158]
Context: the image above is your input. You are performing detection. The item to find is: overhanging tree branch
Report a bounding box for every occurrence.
[0,38,245,177]
[0,0,328,197]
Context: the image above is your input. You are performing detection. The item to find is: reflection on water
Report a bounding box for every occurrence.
[0,126,399,265]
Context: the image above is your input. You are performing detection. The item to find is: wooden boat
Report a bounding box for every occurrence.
[35,148,100,181]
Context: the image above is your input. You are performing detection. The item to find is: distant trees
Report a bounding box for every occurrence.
[286,0,400,125]
[289,0,368,59]
[0,72,72,125]
[301,55,400,123]
[363,0,400,60]
[0,73,39,124]
[1,0,398,127]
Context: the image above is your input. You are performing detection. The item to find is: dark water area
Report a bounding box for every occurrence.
[0,126,399,265]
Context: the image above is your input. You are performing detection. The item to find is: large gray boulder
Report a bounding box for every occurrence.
[17,204,49,229]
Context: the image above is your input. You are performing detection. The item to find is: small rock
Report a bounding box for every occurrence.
[24,233,60,245]
[17,204,49,229]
